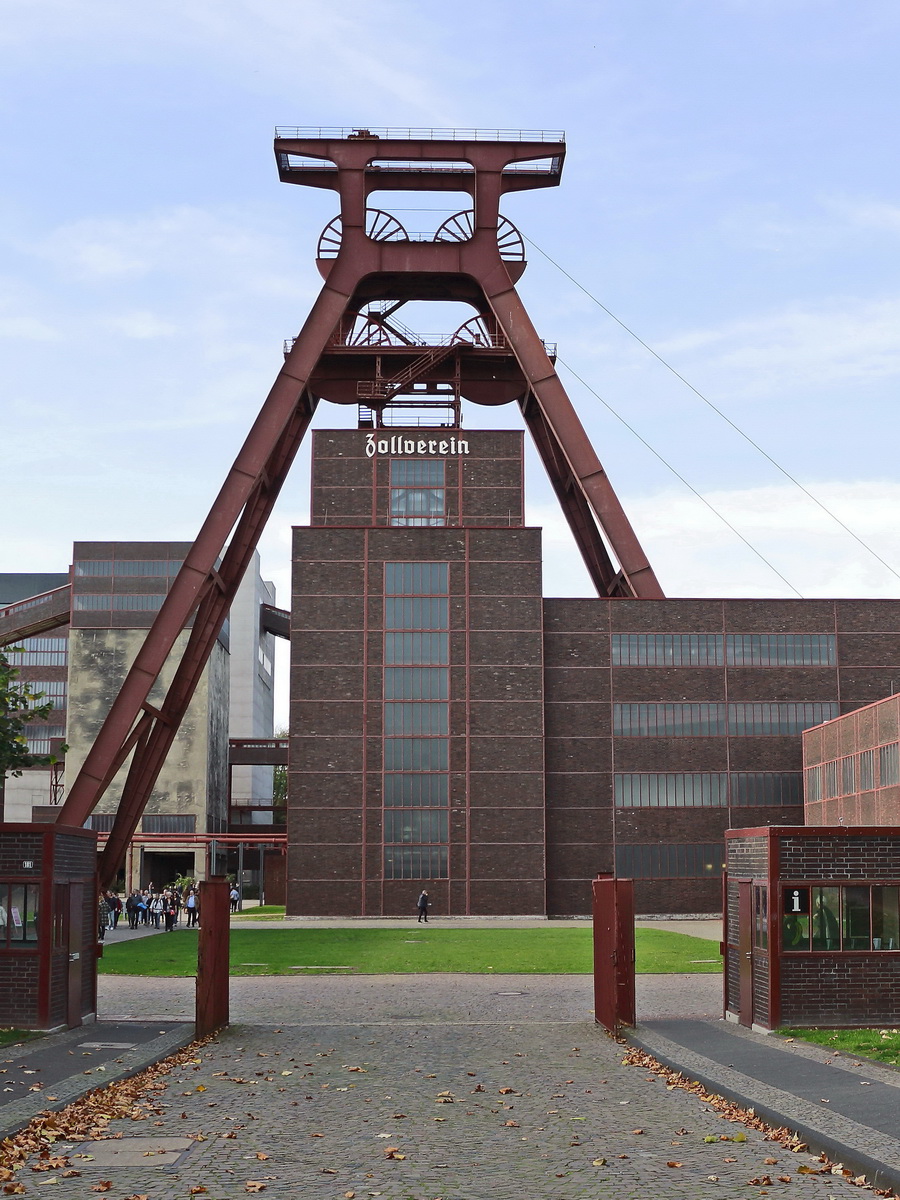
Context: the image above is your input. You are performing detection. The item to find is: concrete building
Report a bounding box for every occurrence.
[0,545,276,884]
[288,426,900,917]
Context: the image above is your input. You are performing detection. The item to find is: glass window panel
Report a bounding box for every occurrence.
[384,597,449,631]
[384,703,449,736]
[74,560,112,576]
[805,765,822,803]
[73,594,112,610]
[24,725,66,754]
[614,773,728,807]
[383,845,448,880]
[727,703,838,736]
[824,760,839,799]
[811,886,841,950]
[111,594,166,611]
[611,633,723,667]
[112,560,172,576]
[384,563,449,595]
[8,884,39,943]
[613,704,727,737]
[782,895,810,950]
[384,633,449,665]
[390,488,445,526]
[843,886,871,950]
[391,460,445,487]
[841,756,856,796]
[6,637,68,667]
[615,843,724,879]
[384,667,449,700]
[731,773,802,806]
[726,633,836,666]
[859,750,875,790]
[384,738,449,771]
[872,887,900,950]
[879,743,900,787]
[384,809,449,844]
[384,774,449,806]
[142,814,197,834]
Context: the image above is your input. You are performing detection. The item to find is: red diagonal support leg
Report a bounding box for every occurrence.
[487,286,663,599]
[58,279,352,867]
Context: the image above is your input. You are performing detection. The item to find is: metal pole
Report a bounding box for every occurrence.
[237,840,244,912]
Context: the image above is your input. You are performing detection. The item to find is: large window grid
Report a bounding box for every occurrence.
[614,702,838,737]
[782,885,900,952]
[389,460,446,527]
[72,594,166,612]
[611,632,836,667]
[382,562,450,879]
[614,772,802,808]
[23,725,65,755]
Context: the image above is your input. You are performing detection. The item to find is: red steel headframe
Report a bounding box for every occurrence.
[58,129,663,885]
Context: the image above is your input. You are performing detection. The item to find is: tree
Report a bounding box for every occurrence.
[0,648,65,824]
[272,726,288,821]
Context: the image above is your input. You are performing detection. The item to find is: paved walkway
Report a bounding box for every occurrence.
[11,979,881,1200]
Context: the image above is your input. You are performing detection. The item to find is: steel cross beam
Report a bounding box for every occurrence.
[58,131,662,884]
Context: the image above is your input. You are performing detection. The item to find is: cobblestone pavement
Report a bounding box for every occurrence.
[24,975,867,1200]
[98,970,723,1024]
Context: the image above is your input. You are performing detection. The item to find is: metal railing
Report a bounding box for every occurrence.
[275,127,565,142]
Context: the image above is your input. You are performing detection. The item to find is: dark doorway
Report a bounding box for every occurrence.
[142,850,197,889]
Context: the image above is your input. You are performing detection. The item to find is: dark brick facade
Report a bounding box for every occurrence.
[288,428,900,917]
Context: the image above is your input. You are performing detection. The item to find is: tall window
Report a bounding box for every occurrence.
[383,562,450,879]
[390,460,445,526]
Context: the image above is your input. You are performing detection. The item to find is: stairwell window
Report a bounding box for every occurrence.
[390,460,445,526]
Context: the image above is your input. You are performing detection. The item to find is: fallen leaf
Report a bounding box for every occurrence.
[245,1184,267,1194]
[631,1129,644,1135]
[91,1184,113,1193]
[189,1188,208,1195]
[592,1157,607,1166]
[764,1157,778,1165]
[255,1153,269,1161]
[503,1121,519,1128]
[778,1176,792,1184]
[666,1161,683,1168]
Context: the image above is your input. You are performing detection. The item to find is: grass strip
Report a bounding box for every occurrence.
[98,927,722,977]
[778,1026,900,1066]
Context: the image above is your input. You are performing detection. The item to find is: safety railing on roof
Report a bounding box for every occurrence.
[275,127,565,142]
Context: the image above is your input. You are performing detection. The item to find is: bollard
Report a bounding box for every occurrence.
[195,875,230,1038]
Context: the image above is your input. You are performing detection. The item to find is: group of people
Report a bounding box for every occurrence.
[98,883,201,939]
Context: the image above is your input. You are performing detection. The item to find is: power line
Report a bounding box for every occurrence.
[556,356,805,598]
[525,234,900,587]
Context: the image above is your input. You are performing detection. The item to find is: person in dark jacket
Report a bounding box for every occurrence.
[416,890,430,923]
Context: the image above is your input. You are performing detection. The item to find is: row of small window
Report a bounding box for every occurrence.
[74,559,183,576]
[385,597,449,631]
[781,885,900,952]
[385,774,449,806]
[615,844,725,879]
[384,667,449,700]
[385,738,448,771]
[24,726,65,754]
[613,702,837,738]
[806,744,900,801]
[385,703,449,736]
[385,562,449,596]
[87,814,197,834]
[615,773,801,808]
[73,594,166,611]
[18,681,67,710]
[6,637,68,667]
[384,809,448,843]
[384,846,448,880]
[612,633,836,668]
[385,633,449,665]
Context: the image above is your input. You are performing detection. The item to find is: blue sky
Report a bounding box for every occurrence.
[4,1,900,716]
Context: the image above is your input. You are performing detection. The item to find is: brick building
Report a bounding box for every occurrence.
[288,427,900,917]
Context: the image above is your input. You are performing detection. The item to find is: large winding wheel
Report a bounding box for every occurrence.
[434,210,525,261]
[317,209,409,259]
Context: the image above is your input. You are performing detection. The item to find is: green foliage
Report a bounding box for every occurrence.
[97,927,723,977]
[0,647,65,780]
[272,725,288,817]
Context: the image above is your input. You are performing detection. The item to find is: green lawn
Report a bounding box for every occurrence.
[98,927,722,977]
[778,1027,900,1065]
[0,1028,41,1047]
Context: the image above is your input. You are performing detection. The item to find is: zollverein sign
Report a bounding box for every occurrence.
[365,434,470,458]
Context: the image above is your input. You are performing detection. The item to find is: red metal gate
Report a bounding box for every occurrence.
[592,875,635,1031]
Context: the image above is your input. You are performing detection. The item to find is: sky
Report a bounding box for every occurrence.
[3,0,900,724]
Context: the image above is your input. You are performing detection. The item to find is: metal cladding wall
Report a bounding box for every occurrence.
[288,429,900,917]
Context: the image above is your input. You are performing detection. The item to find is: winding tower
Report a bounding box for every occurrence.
[58,128,662,887]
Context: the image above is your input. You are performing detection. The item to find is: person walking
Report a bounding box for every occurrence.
[185,887,199,928]
[98,893,110,941]
[416,889,430,923]
[229,885,241,914]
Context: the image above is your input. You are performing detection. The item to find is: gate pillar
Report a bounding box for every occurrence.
[195,876,230,1038]
[592,874,635,1031]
